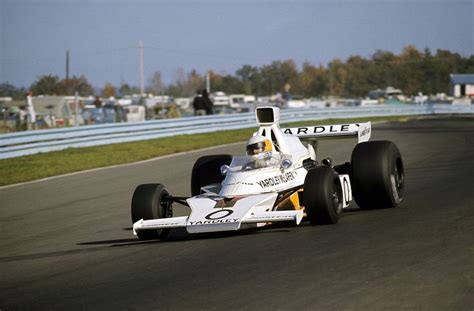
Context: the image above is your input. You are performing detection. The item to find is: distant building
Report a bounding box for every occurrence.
[30,96,75,118]
[450,74,474,97]
[367,87,404,100]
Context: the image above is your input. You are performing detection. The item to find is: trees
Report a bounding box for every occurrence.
[327,59,348,96]
[299,62,328,97]
[370,50,398,89]
[464,55,474,73]
[30,75,61,95]
[431,49,464,95]
[236,65,262,95]
[207,71,244,94]
[160,47,472,98]
[260,60,299,95]
[185,69,205,96]
[148,71,165,95]
[0,83,27,100]
[57,76,94,96]
[399,45,424,95]
[344,56,371,97]
[29,75,94,96]
[118,83,140,96]
[4,46,472,100]
[165,68,206,97]
[102,83,117,98]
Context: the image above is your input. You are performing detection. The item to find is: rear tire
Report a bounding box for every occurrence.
[191,154,232,196]
[351,141,404,209]
[131,183,172,240]
[304,166,343,225]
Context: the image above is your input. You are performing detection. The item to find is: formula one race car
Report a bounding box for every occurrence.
[131,106,404,240]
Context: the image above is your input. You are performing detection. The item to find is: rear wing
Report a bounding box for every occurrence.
[281,122,371,143]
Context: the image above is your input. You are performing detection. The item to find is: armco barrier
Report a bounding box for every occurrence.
[0,104,472,159]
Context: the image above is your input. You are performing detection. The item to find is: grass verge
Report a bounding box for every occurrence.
[0,115,411,186]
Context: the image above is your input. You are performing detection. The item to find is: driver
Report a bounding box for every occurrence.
[244,135,273,170]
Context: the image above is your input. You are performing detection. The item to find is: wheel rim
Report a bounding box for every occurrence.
[159,191,172,218]
[156,190,172,238]
[395,159,404,192]
[390,157,404,203]
[332,178,343,214]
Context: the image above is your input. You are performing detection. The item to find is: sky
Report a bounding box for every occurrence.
[1,0,473,89]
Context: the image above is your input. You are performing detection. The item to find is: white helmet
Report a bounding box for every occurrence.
[246,135,272,158]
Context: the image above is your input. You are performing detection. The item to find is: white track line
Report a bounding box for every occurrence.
[0,141,245,190]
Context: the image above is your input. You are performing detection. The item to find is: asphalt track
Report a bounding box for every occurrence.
[1,116,473,311]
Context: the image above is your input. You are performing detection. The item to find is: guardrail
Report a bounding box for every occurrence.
[1,104,473,159]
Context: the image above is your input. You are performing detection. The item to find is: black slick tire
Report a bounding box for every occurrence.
[191,154,232,196]
[131,183,172,240]
[351,140,404,209]
[304,166,343,225]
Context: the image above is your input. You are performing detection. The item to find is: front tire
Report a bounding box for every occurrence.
[304,166,343,225]
[131,183,172,240]
[351,140,404,209]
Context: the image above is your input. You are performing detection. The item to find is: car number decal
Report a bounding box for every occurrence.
[205,209,234,220]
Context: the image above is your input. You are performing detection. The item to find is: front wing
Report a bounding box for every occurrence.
[133,193,304,235]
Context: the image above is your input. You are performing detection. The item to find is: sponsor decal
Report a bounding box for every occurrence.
[189,209,239,226]
[189,218,240,225]
[283,124,352,135]
[256,171,297,188]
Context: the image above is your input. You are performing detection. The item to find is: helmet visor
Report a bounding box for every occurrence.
[246,141,266,156]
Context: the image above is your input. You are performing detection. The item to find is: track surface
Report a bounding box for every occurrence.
[1,116,473,311]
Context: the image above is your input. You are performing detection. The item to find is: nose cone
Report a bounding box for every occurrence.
[219,174,239,197]
[219,171,261,197]
[219,183,240,198]
[219,180,263,197]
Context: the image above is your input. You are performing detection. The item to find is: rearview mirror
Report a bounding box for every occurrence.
[220,165,230,175]
[281,159,292,170]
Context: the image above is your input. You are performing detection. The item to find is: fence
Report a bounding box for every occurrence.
[1,104,473,159]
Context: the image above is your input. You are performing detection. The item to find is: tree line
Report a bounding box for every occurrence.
[1,45,473,101]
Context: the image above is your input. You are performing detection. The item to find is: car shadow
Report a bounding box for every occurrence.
[77,225,296,248]
[343,207,361,213]
[77,238,140,245]
[78,208,368,248]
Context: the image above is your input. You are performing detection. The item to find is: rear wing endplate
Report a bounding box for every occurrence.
[281,122,371,143]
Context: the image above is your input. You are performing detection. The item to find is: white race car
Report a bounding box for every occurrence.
[131,107,404,240]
